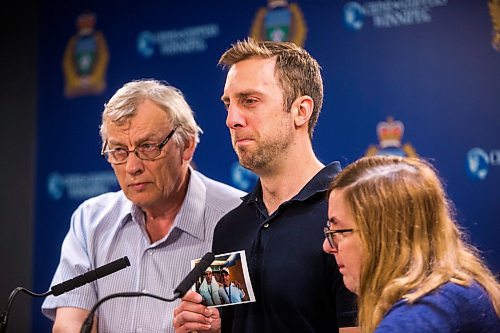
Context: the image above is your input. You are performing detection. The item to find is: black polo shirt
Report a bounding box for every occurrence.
[213,162,357,332]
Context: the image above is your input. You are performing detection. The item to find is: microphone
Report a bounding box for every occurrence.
[174,251,215,298]
[51,256,130,296]
[80,252,215,333]
[0,256,130,333]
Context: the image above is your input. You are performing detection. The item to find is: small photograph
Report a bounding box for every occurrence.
[191,250,255,307]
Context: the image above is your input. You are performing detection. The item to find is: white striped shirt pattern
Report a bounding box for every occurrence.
[42,169,244,332]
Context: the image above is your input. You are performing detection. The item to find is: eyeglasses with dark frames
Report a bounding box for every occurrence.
[323,226,355,250]
[101,125,179,164]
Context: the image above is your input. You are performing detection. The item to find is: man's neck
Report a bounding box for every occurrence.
[142,169,190,243]
[143,207,180,243]
[258,147,323,215]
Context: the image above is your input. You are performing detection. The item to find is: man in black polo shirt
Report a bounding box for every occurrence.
[173,38,357,332]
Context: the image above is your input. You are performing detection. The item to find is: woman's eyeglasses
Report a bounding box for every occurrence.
[323,226,355,250]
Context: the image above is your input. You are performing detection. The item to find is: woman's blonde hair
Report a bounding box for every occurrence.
[329,155,499,333]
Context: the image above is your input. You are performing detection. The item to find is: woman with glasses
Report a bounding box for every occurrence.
[323,155,499,333]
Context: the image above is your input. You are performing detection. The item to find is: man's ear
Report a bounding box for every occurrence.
[292,95,314,128]
[182,137,196,162]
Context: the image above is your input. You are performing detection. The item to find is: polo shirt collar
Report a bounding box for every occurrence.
[242,161,341,203]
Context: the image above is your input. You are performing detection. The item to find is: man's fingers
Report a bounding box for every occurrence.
[182,290,204,303]
[173,310,212,332]
[173,292,220,333]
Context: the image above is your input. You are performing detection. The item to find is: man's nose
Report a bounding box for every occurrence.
[226,104,246,129]
[125,150,145,175]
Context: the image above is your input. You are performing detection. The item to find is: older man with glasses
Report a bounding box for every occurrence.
[42,79,245,333]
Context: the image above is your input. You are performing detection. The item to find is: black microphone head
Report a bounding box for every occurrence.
[173,252,215,298]
[95,256,130,279]
[51,256,131,296]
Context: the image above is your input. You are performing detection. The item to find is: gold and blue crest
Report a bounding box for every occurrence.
[250,0,307,46]
[63,12,109,98]
[489,0,500,51]
[365,117,417,157]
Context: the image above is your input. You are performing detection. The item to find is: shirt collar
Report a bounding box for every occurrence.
[242,161,341,204]
[173,167,207,240]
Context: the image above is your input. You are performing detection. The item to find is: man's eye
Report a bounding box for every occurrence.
[139,143,157,151]
[110,148,128,158]
[243,98,257,106]
[113,147,127,154]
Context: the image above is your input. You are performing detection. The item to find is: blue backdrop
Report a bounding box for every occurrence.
[33,0,499,331]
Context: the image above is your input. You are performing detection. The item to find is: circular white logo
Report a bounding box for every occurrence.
[343,2,366,31]
[466,148,489,180]
[231,162,258,191]
[137,31,156,58]
[47,172,65,200]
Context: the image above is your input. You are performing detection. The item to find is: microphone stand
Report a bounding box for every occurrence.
[0,287,52,333]
[0,256,130,333]
[80,292,178,333]
[80,252,215,333]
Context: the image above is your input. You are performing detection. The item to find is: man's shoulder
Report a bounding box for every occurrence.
[196,171,245,197]
[80,190,128,211]
[76,190,132,228]
[65,191,131,242]
[193,170,246,209]
[216,199,251,223]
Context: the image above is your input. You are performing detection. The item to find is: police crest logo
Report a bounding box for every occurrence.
[488,0,500,51]
[365,117,417,157]
[250,0,307,46]
[62,12,109,98]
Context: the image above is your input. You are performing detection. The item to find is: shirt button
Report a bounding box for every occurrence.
[142,289,148,293]
[136,328,143,333]
[263,223,269,228]
[148,251,153,256]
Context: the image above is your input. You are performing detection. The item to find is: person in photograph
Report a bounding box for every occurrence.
[41,79,245,333]
[218,268,245,304]
[173,39,357,332]
[323,155,499,333]
[199,267,223,306]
